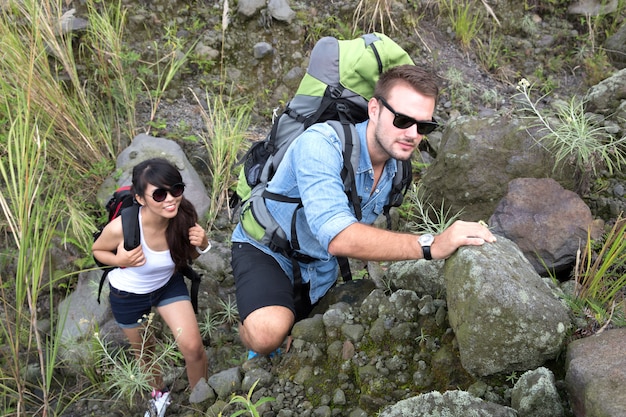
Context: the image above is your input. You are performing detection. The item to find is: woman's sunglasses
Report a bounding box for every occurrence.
[150,183,185,202]
[376,96,439,134]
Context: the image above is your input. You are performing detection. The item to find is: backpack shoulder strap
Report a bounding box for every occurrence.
[180,264,202,314]
[325,119,362,221]
[382,159,413,229]
[121,204,141,251]
[97,203,140,305]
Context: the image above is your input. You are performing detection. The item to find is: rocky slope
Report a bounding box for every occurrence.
[59,0,626,416]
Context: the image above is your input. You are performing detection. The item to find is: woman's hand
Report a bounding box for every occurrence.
[116,241,146,267]
[189,223,209,252]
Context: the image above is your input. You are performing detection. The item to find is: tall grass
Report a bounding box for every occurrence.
[564,215,626,333]
[1,1,119,178]
[440,0,483,50]
[193,88,253,231]
[576,216,626,307]
[80,0,140,142]
[352,0,399,35]
[0,85,69,415]
[0,0,146,414]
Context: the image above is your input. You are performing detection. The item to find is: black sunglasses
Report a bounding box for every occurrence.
[375,96,439,134]
[150,183,185,202]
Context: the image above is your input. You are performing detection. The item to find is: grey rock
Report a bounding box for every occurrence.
[267,0,295,22]
[445,237,571,376]
[291,314,326,344]
[387,259,445,297]
[341,323,365,343]
[605,23,626,69]
[585,67,626,114]
[421,115,577,222]
[383,289,419,322]
[511,367,564,417]
[100,134,211,220]
[237,0,266,17]
[207,367,242,399]
[241,367,273,392]
[253,41,274,59]
[189,377,215,404]
[379,390,517,417]
[568,0,618,15]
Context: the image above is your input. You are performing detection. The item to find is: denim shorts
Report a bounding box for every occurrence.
[109,272,190,328]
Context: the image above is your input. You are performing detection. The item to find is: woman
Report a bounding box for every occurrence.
[92,158,210,416]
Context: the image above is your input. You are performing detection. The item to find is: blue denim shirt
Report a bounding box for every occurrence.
[232,120,398,303]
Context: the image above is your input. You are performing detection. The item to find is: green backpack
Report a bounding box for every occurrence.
[235,33,414,283]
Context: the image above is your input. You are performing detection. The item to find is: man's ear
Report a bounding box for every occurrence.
[368,97,380,119]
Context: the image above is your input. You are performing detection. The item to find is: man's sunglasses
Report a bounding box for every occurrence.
[375,96,439,134]
[150,183,185,202]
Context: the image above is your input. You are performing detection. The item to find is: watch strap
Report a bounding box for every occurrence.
[422,245,432,260]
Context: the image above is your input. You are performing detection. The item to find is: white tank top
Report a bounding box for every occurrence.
[107,207,175,294]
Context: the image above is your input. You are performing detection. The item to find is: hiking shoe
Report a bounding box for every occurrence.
[247,348,281,360]
[144,389,170,417]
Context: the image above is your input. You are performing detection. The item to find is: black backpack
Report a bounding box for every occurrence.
[95,186,202,314]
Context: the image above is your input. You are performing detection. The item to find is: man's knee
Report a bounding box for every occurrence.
[240,306,294,354]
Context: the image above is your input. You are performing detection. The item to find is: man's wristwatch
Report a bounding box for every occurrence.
[418,234,434,260]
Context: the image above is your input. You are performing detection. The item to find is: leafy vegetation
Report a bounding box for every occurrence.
[92,313,181,408]
[218,380,275,417]
[402,183,464,235]
[568,216,626,334]
[515,78,626,191]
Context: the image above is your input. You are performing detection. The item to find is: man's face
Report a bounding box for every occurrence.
[367,84,437,164]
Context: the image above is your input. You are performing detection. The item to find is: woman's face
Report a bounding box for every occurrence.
[136,182,185,219]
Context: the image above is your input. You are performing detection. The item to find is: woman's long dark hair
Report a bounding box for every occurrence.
[132,158,197,269]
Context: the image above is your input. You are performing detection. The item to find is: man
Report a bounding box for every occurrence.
[231,64,496,356]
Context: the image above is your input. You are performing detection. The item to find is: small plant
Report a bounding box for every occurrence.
[216,296,240,326]
[443,67,476,114]
[352,0,399,36]
[199,309,221,340]
[475,32,507,73]
[505,371,519,384]
[403,183,464,235]
[515,78,626,190]
[219,379,275,417]
[440,0,483,50]
[415,328,430,346]
[93,313,181,407]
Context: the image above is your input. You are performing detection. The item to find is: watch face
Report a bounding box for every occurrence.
[419,234,434,245]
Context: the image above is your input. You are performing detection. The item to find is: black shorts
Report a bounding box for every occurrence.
[231,242,304,323]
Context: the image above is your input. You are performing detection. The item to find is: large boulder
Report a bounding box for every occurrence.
[489,178,600,275]
[445,236,571,376]
[379,390,517,417]
[421,115,576,222]
[604,23,626,69]
[566,328,626,417]
[97,134,211,219]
